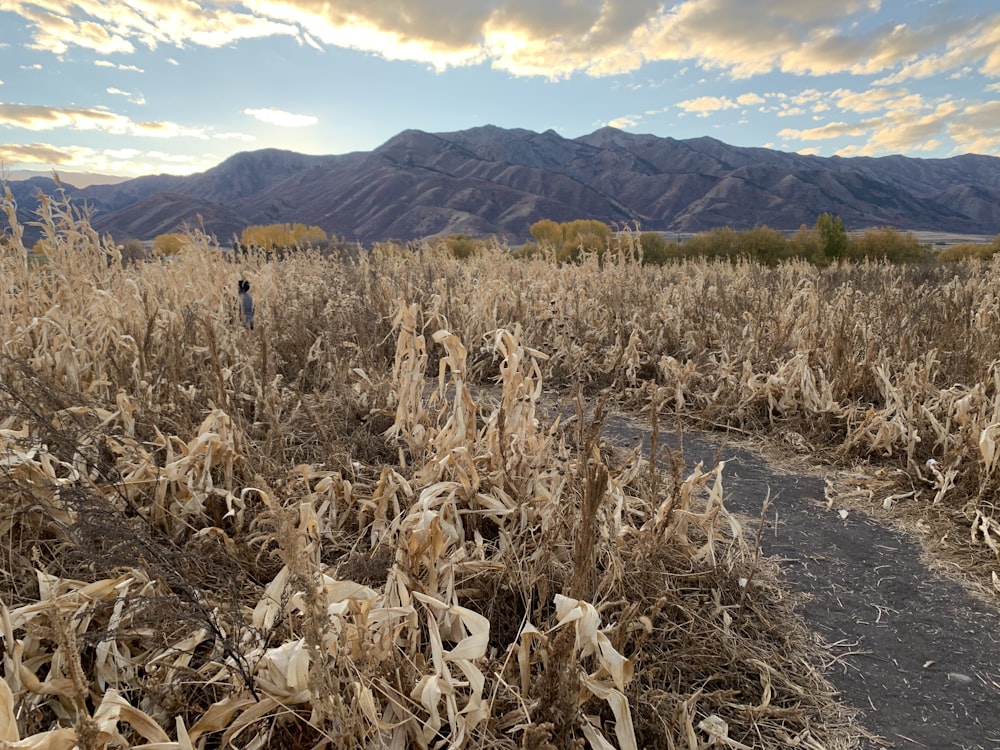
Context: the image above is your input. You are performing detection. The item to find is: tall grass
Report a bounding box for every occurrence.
[6,187,996,748]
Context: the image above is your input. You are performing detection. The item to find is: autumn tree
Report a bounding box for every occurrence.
[849,226,927,263]
[443,233,480,259]
[152,232,187,257]
[787,224,823,263]
[240,223,328,250]
[529,219,563,246]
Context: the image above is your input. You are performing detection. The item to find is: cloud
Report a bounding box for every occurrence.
[214,131,258,143]
[832,86,915,114]
[106,87,146,105]
[95,60,144,72]
[6,0,300,55]
[676,95,738,116]
[607,114,640,129]
[779,120,870,141]
[2,0,996,86]
[944,100,1000,154]
[243,107,318,127]
[0,142,75,165]
[0,102,205,138]
[851,100,960,155]
[0,141,218,176]
[875,22,1000,84]
[777,91,994,157]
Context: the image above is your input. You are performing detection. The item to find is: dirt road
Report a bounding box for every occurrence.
[603,412,1000,749]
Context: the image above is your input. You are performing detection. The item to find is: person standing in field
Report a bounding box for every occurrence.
[238,279,255,330]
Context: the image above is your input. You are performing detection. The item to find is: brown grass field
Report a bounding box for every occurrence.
[1,189,999,749]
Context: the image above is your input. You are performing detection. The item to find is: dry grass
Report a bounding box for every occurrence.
[5,189,996,748]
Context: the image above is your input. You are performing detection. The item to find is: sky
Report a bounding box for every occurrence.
[0,0,998,183]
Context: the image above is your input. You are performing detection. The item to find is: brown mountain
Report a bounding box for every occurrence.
[4,125,1000,247]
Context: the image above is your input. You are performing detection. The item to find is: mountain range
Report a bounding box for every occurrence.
[4,125,1000,249]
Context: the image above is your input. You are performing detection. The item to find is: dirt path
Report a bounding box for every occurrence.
[602,412,1000,749]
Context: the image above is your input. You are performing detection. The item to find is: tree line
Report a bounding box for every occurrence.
[37,215,997,266]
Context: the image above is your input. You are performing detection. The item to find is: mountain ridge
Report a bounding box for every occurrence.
[3,126,999,247]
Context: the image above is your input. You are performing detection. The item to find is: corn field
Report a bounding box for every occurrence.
[1,187,998,749]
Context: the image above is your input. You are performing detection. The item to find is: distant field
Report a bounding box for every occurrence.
[658,229,997,246]
[904,230,996,246]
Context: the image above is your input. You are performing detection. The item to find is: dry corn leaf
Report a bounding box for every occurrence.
[1,728,77,750]
[582,678,637,750]
[0,678,19,742]
[697,714,753,749]
[93,688,170,745]
[187,694,258,740]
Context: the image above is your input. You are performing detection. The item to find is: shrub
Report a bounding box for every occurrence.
[937,241,1000,263]
[638,231,677,265]
[120,237,148,265]
[849,227,928,263]
[153,232,187,257]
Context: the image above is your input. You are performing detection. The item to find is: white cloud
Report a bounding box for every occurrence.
[736,93,764,106]
[875,22,1000,84]
[214,131,257,142]
[777,92,987,157]
[0,0,995,86]
[2,0,998,160]
[834,86,913,114]
[0,102,206,138]
[0,141,216,176]
[95,59,144,72]
[945,100,1000,154]
[106,87,146,105]
[779,120,870,141]
[243,107,318,127]
[676,95,738,116]
[607,114,640,129]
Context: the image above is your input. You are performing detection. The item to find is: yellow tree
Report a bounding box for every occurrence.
[241,223,327,249]
[529,219,563,246]
[152,233,187,257]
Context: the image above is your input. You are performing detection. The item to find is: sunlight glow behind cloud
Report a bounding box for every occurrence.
[243,107,318,127]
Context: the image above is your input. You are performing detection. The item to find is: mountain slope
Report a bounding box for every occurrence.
[3,126,999,246]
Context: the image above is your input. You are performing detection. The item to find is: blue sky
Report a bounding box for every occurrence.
[1,0,998,183]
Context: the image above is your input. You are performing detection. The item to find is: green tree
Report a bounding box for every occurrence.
[638,232,674,265]
[816,213,848,261]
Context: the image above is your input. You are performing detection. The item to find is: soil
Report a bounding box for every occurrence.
[600,411,1000,750]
